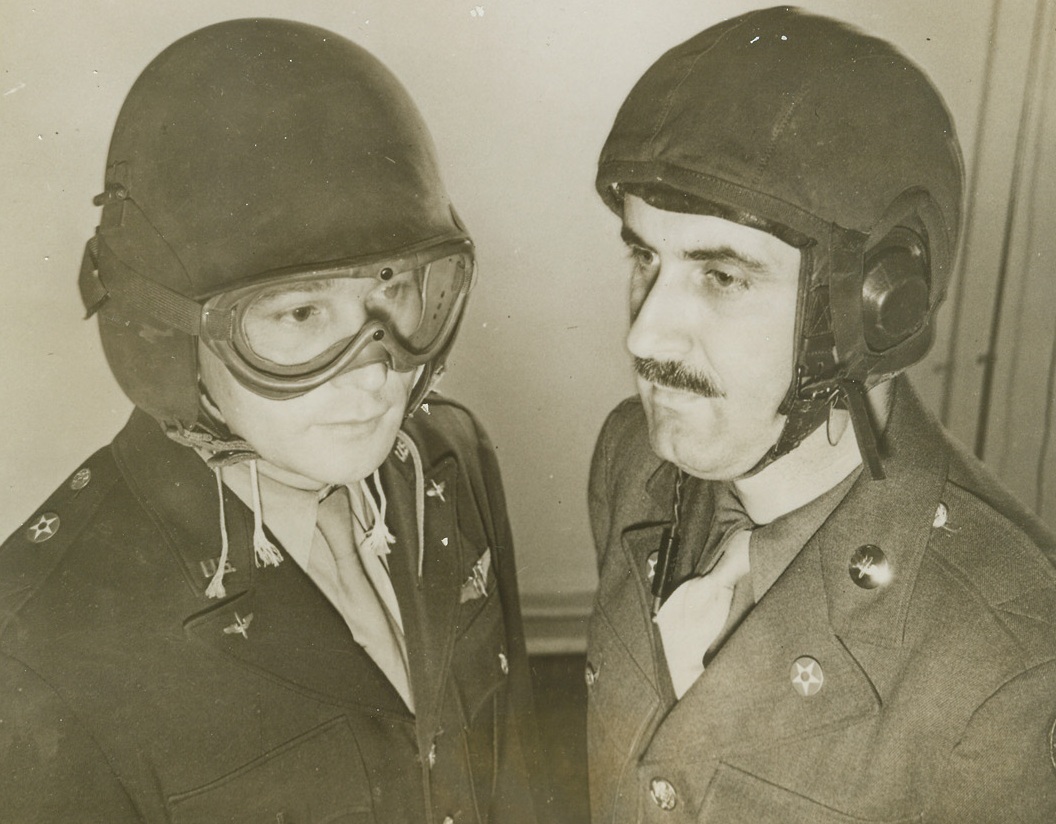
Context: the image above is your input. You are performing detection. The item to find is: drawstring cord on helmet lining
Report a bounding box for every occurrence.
[249,461,284,568]
[395,429,427,581]
[204,433,427,599]
[360,468,396,560]
[205,460,285,599]
[205,466,232,599]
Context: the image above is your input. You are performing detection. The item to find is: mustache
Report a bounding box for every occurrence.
[633,357,723,397]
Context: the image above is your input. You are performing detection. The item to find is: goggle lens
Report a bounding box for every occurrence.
[233,252,470,369]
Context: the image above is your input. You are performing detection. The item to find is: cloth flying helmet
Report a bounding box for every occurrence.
[597,5,964,478]
[79,18,474,437]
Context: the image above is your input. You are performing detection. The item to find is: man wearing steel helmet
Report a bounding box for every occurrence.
[586,7,1056,823]
[0,20,542,824]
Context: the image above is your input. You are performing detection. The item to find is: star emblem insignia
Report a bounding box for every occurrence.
[26,512,60,543]
[790,656,824,697]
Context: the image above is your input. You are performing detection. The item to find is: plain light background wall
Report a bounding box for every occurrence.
[0,1,1018,602]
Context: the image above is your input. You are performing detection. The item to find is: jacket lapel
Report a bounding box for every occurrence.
[183,557,409,716]
[595,464,722,720]
[644,542,879,761]
[611,523,674,698]
[114,409,410,717]
[641,378,952,760]
[820,379,950,650]
[381,440,465,726]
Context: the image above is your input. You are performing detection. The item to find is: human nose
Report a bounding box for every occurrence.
[626,269,693,361]
[329,360,389,393]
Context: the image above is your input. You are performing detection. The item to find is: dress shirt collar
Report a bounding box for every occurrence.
[745,468,860,603]
[731,415,866,604]
[734,415,864,525]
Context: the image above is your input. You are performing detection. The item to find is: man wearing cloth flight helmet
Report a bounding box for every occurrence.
[0,19,543,824]
[586,7,1056,822]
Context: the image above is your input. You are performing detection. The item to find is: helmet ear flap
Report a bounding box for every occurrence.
[853,187,950,368]
[861,224,931,353]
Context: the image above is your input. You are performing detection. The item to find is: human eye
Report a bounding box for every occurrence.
[280,303,320,323]
[367,270,419,310]
[700,264,749,294]
[261,295,327,326]
[625,244,660,296]
[625,243,658,272]
[365,270,422,335]
[246,283,337,331]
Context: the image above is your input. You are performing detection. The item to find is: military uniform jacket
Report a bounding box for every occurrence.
[0,398,541,824]
[587,378,1056,823]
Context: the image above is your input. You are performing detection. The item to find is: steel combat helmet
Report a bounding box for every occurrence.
[80,19,473,438]
[597,6,964,477]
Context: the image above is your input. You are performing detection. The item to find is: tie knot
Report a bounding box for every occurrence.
[710,482,754,537]
[709,529,752,587]
[316,486,355,555]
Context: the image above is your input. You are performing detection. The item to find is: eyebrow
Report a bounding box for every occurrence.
[252,278,338,304]
[620,225,771,274]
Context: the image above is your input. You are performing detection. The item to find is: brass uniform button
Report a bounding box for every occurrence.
[649,777,678,811]
[70,468,92,491]
[849,544,891,589]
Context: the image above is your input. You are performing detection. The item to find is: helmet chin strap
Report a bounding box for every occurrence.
[834,379,886,480]
[743,377,885,481]
[742,240,887,481]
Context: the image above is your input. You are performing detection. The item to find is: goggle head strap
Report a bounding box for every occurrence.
[83,225,475,414]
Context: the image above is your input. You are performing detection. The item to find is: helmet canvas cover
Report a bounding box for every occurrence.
[597,6,964,471]
[82,19,471,429]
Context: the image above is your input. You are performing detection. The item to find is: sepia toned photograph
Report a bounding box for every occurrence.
[1,1,1054,821]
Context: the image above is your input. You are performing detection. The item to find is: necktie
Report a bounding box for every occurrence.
[315,486,414,710]
[656,485,753,699]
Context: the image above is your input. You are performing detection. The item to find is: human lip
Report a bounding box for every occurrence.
[646,382,712,405]
[315,411,387,432]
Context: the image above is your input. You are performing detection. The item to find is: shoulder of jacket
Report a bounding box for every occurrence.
[594,396,654,473]
[602,395,646,432]
[0,445,122,624]
[400,393,492,464]
[924,477,1056,664]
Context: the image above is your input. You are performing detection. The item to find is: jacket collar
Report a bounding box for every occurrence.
[816,376,950,648]
[628,376,950,648]
[606,377,953,757]
[110,408,418,718]
[645,539,879,760]
[378,425,463,726]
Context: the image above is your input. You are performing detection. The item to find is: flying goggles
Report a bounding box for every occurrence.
[84,236,475,399]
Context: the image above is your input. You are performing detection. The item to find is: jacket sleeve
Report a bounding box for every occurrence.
[464,412,550,824]
[0,654,142,824]
[928,658,1056,822]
